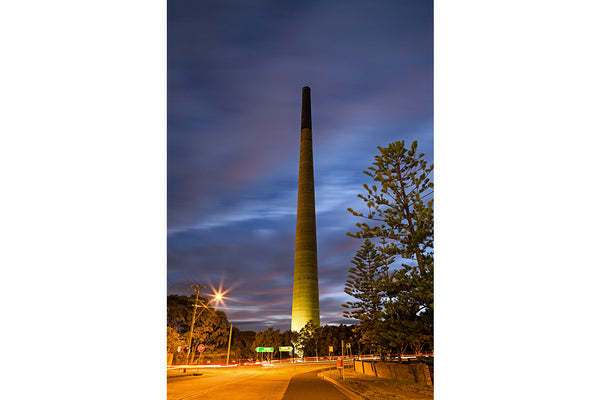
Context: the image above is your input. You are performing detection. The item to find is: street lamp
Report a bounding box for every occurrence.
[209,288,234,366]
[185,284,206,365]
[186,283,234,366]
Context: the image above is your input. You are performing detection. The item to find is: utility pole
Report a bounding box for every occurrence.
[226,323,233,365]
[185,284,206,365]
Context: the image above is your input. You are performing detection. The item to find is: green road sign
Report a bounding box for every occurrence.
[279,346,293,352]
[255,347,274,352]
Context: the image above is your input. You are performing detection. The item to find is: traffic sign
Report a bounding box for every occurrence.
[337,357,343,369]
[255,347,274,352]
[198,344,205,353]
[279,346,293,352]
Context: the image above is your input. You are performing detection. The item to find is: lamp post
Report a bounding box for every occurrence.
[185,284,206,365]
[183,284,232,366]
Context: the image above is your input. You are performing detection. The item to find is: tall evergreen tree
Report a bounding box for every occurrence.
[342,239,392,347]
[347,140,433,350]
[347,140,433,272]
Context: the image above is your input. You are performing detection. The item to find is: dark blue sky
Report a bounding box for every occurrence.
[167,0,433,331]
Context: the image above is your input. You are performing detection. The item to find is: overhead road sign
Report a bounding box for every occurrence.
[279,346,293,352]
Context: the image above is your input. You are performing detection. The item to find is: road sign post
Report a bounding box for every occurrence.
[278,346,293,363]
[341,340,345,380]
[256,347,274,363]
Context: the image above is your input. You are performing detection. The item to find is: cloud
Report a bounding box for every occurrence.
[167,0,433,332]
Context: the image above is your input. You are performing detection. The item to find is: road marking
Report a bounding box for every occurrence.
[174,371,266,400]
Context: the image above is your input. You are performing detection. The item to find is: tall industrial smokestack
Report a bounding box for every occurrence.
[291,86,320,332]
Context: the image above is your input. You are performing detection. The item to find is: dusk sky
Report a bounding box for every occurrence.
[167,0,433,332]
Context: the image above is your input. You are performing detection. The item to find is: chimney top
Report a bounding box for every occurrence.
[301,87,311,130]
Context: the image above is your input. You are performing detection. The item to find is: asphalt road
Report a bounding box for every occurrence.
[167,363,352,400]
[281,369,351,400]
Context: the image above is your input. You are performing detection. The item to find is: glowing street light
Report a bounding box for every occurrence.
[206,282,234,365]
[208,282,231,307]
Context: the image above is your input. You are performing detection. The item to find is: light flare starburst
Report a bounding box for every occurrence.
[208,282,232,307]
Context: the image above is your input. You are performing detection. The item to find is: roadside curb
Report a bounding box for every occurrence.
[318,372,369,400]
[167,370,204,378]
